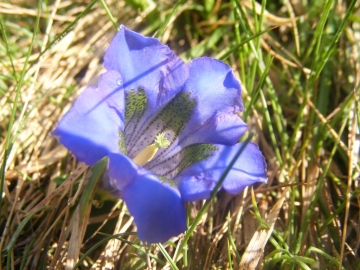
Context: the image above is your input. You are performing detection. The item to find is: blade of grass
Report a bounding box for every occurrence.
[290,0,356,154]
[305,246,345,270]
[259,89,284,168]
[294,113,348,254]
[156,0,185,38]
[239,188,286,269]
[233,1,259,60]
[227,213,241,262]
[26,162,88,215]
[67,158,107,269]
[74,232,141,270]
[0,16,17,81]
[253,0,266,52]
[309,0,357,89]
[157,243,179,270]
[174,133,254,261]
[19,236,37,270]
[231,0,246,86]
[99,0,119,31]
[302,0,334,63]
[234,0,289,167]
[3,206,46,270]
[227,239,233,270]
[182,26,226,60]
[0,0,41,254]
[339,102,358,270]
[217,27,274,61]
[3,205,47,253]
[243,54,273,121]
[35,0,98,62]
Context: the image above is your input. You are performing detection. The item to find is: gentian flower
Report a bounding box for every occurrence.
[53,25,267,244]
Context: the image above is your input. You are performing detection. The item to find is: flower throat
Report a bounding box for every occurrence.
[132,132,170,166]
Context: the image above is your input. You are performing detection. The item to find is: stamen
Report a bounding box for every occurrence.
[132,133,170,166]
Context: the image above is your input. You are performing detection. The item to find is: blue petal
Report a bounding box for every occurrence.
[52,70,125,165]
[179,57,246,146]
[104,25,189,158]
[106,153,139,192]
[145,58,247,177]
[107,153,187,244]
[175,142,267,201]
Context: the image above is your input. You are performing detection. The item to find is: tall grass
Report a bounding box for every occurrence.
[0,0,359,269]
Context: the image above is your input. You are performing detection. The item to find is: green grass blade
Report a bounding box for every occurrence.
[217,27,274,61]
[0,16,17,81]
[156,0,185,38]
[35,0,98,62]
[19,236,37,270]
[244,54,273,121]
[294,115,348,254]
[100,0,119,31]
[3,205,47,253]
[157,243,179,270]
[227,214,241,262]
[0,0,42,230]
[74,233,139,269]
[174,133,254,261]
[308,0,356,90]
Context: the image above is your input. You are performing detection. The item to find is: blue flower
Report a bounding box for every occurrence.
[53,25,267,244]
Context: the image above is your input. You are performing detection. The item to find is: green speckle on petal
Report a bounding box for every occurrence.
[157,175,177,187]
[154,133,171,149]
[118,131,127,154]
[177,144,218,173]
[159,92,196,136]
[145,92,196,139]
[125,88,147,125]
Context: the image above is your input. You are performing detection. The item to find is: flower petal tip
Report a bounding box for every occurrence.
[122,175,187,243]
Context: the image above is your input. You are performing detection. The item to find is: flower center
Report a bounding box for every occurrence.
[132,132,170,167]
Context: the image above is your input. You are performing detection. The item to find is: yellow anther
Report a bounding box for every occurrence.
[133,143,158,166]
[132,132,171,167]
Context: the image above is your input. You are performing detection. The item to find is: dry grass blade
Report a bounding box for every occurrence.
[239,188,286,269]
[27,162,88,215]
[66,206,84,270]
[5,145,67,180]
[339,102,358,269]
[307,98,360,174]
[241,0,305,27]
[66,159,106,269]
[90,202,130,269]
[0,2,75,21]
[283,0,300,56]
